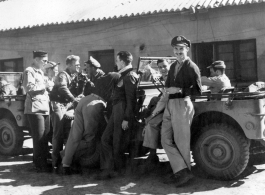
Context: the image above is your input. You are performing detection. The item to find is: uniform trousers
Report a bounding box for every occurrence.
[161,97,194,174]
[100,101,130,171]
[51,102,67,167]
[143,112,163,149]
[26,114,50,168]
[62,94,106,166]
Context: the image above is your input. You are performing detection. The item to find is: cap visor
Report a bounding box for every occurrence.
[172,43,188,47]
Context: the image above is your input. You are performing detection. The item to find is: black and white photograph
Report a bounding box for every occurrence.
[0,0,265,194]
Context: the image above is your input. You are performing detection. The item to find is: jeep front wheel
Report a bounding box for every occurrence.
[0,118,24,155]
[193,123,250,180]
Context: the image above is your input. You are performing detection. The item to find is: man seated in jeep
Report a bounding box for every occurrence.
[142,59,170,165]
[201,61,231,93]
[0,77,17,96]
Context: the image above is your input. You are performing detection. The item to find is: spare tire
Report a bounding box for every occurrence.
[0,118,24,155]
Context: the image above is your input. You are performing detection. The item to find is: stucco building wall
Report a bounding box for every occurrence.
[0,3,264,81]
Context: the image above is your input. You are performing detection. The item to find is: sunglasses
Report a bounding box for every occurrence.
[42,59,48,64]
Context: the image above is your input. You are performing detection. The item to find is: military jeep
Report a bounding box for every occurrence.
[0,72,28,155]
[135,57,265,180]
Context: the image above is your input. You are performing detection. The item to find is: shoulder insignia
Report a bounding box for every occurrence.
[130,71,139,79]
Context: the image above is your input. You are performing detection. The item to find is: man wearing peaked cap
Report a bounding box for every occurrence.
[85,56,105,82]
[201,60,231,93]
[161,35,202,187]
[171,35,191,48]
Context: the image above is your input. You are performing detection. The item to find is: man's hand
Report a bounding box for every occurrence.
[122,120,129,131]
[77,94,85,99]
[165,87,182,94]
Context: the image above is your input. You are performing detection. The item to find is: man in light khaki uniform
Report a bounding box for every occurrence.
[201,60,231,93]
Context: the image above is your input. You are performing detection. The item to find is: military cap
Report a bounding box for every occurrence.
[33,50,48,58]
[171,35,191,48]
[84,56,101,68]
[207,60,226,69]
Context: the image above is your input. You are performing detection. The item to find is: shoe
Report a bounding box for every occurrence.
[95,169,119,180]
[163,168,194,187]
[146,154,159,164]
[62,167,72,175]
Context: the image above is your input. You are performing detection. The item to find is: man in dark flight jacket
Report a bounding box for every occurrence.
[98,51,139,179]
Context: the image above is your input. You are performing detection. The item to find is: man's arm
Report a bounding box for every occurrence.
[123,73,138,121]
[201,76,218,87]
[151,92,169,115]
[184,64,202,96]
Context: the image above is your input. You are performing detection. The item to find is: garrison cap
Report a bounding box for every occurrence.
[84,56,101,68]
[207,60,226,69]
[33,50,48,58]
[171,35,191,48]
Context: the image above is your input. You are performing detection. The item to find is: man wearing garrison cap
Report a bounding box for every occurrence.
[22,50,51,172]
[201,60,231,93]
[85,56,105,83]
[161,35,202,187]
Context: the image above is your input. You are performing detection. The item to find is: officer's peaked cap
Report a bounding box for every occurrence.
[84,56,101,68]
[171,35,191,48]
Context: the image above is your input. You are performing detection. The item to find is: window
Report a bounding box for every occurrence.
[192,39,257,82]
[0,58,23,72]
[89,50,115,73]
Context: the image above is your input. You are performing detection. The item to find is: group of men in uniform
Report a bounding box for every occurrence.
[23,34,232,187]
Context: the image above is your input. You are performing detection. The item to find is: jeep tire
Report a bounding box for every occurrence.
[0,118,24,155]
[193,123,250,180]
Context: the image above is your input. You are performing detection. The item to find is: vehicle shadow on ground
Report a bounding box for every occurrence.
[1,154,263,195]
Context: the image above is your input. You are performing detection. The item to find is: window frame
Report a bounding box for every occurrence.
[0,58,24,72]
[192,39,257,82]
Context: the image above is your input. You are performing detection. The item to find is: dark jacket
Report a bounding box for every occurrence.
[50,69,76,103]
[90,69,105,83]
[83,69,105,96]
[111,68,139,121]
[165,58,202,99]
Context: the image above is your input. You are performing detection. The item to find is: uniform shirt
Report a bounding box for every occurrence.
[165,58,202,99]
[22,66,49,115]
[111,67,139,121]
[201,74,231,93]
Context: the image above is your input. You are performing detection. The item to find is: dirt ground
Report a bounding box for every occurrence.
[1,139,265,195]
